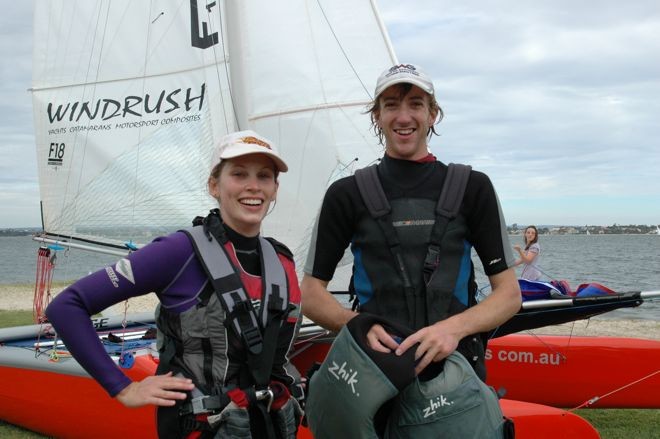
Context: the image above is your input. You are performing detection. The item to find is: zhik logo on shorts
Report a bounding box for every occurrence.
[328,360,360,396]
[423,394,454,418]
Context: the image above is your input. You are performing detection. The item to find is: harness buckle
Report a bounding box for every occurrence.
[423,245,441,284]
[256,388,275,412]
[189,394,225,414]
[242,326,263,354]
[190,395,212,414]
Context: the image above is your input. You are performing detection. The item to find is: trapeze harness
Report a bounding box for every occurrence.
[304,163,514,438]
[306,313,513,439]
[156,217,301,439]
[353,162,488,379]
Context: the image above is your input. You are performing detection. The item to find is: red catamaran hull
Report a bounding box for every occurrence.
[0,360,158,439]
[486,334,660,408]
[0,315,604,438]
[0,355,599,439]
[295,333,660,409]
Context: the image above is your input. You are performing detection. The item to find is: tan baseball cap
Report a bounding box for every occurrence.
[210,130,288,173]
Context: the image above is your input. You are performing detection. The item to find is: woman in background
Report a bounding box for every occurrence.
[514,225,542,281]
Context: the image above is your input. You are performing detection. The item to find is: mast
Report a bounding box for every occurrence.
[224,1,249,131]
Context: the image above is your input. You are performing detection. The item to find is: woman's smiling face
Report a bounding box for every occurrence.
[209,153,278,236]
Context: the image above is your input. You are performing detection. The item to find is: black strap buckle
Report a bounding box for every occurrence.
[423,244,441,284]
[242,326,263,354]
[184,394,225,415]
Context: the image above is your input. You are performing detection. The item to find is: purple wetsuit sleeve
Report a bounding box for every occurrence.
[45,232,200,396]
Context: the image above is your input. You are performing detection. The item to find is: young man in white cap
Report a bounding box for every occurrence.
[302,63,520,387]
[47,130,304,438]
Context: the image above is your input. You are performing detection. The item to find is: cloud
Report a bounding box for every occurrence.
[1,1,658,226]
[377,0,660,224]
[0,1,39,227]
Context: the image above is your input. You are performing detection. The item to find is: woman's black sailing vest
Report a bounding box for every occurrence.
[353,163,487,379]
[155,221,298,438]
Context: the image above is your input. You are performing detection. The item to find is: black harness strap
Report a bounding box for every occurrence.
[356,162,390,217]
[355,164,416,325]
[250,237,290,391]
[354,163,472,326]
[423,163,472,285]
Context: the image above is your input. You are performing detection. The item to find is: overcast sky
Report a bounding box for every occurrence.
[1,1,659,227]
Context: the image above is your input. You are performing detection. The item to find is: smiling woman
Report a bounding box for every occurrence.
[513,225,542,281]
[44,130,307,438]
[211,154,279,236]
[208,132,286,237]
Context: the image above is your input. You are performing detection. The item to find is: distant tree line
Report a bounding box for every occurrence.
[0,228,42,237]
[2,224,659,237]
[508,224,660,235]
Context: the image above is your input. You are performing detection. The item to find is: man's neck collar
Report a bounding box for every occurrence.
[384,151,437,163]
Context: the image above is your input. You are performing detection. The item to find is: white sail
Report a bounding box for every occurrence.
[32,1,233,244]
[32,0,396,269]
[223,0,396,264]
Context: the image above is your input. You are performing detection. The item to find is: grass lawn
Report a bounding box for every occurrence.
[0,309,658,438]
[0,310,35,327]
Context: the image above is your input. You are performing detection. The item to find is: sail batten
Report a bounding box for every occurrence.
[248,100,375,122]
[30,62,231,93]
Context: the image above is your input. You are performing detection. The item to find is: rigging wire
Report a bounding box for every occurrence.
[151,11,164,23]
[212,2,238,132]
[126,0,156,246]
[569,369,660,410]
[55,2,111,246]
[315,0,372,99]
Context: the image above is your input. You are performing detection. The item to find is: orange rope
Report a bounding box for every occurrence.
[33,246,56,324]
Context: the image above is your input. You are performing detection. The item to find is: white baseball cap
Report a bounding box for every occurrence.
[374,64,434,98]
[210,130,288,173]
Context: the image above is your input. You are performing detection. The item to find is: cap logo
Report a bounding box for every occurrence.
[241,136,271,150]
[386,64,419,78]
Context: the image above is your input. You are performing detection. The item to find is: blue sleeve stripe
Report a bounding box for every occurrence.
[351,246,374,305]
[453,241,473,306]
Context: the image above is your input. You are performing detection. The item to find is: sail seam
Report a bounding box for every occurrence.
[30,63,227,92]
[248,100,371,122]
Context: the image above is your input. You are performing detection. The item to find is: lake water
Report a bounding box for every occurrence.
[0,235,120,284]
[1,234,659,320]
[476,234,660,321]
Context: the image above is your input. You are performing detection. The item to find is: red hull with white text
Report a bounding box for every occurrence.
[486,333,660,408]
[294,330,660,409]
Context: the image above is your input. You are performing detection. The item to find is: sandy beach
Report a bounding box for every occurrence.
[0,283,160,317]
[1,283,658,339]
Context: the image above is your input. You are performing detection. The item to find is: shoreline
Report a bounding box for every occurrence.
[1,284,658,339]
[0,283,160,317]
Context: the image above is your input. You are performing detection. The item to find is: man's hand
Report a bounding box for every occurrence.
[365,323,401,353]
[395,321,460,375]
